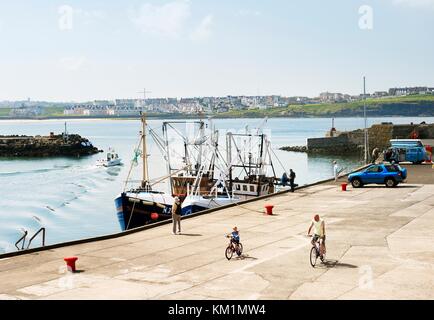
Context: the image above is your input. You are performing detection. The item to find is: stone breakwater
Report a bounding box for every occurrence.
[280,123,434,156]
[279,146,308,153]
[307,123,434,155]
[0,133,102,157]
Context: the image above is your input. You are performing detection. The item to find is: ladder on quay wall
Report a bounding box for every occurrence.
[15,228,46,251]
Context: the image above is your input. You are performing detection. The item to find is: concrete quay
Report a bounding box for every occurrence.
[1,166,434,300]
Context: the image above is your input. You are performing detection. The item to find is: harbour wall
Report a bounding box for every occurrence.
[307,123,434,155]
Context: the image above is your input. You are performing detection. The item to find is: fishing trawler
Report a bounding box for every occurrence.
[149,119,217,199]
[225,131,277,200]
[180,173,241,215]
[180,129,282,215]
[114,113,174,231]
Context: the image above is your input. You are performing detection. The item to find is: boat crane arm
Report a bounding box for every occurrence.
[123,134,144,192]
[123,166,188,189]
[149,166,188,187]
[270,145,290,176]
[255,117,269,135]
[148,127,166,157]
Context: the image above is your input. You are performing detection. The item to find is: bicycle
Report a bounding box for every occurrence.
[225,235,243,260]
[308,235,326,267]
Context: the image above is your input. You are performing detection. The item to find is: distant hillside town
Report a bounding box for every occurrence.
[1,86,433,118]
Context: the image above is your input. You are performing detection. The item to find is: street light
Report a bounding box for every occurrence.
[363,76,368,164]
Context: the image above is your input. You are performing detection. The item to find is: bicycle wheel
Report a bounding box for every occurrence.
[310,246,318,267]
[225,246,234,260]
[236,243,243,256]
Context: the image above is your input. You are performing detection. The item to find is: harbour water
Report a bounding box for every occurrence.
[1,116,432,254]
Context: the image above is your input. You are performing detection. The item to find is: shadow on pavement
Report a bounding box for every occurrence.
[320,259,358,269]
[237,254,257,261]
[359,185,418,189]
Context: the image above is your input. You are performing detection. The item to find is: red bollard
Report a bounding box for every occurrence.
[265,205,274,215]
[341,183,347,192]
[64,257,78,272]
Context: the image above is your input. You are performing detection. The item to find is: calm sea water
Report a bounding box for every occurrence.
[1,116,432,253]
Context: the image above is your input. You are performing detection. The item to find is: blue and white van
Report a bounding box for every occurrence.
[385,139,428,164]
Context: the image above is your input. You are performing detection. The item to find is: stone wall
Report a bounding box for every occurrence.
[368,124,393,151]
[391,124,434,139]
[307,134,361,154]
[306,123,434,156]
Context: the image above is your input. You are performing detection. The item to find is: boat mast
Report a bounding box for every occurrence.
[226,132,233,192]
[141,112,150,189]
[163,122,173,194]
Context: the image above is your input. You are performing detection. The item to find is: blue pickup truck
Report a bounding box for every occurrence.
[348,163,407,188]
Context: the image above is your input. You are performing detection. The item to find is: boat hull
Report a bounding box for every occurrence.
[181,204,209,215]
[104,159,122,167]
[181,195,241,215]
[98,159,122,167]
[115,192,173,231]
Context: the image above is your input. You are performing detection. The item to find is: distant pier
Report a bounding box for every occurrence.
[0,133,101,157]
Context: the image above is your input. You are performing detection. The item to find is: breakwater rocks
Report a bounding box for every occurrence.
[279,146,308,153]
[0,133,102,157]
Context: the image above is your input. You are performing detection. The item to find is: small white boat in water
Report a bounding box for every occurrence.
[97,149,122,167]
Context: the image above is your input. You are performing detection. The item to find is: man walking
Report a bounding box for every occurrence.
[172,196,182,235]
[289,169,296,192]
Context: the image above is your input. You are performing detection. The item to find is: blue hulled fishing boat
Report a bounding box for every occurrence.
[114,113,174,231]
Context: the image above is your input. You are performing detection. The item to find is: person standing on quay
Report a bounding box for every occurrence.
[289,169,296,192]
[333,161,339,181]
[172,196,182,235]
[371,147,380,164]
[281,172,289,186]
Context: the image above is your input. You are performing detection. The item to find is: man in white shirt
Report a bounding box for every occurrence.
[307,214,326,256]
[333,161,339,181]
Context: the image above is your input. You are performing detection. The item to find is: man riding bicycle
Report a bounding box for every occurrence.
[307,214,326,256]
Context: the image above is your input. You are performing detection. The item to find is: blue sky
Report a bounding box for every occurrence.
[0,0,433,101]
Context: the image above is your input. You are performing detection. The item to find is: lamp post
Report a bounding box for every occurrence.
[363,76,368,164]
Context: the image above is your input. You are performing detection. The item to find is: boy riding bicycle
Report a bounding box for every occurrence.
[227,226,241,253]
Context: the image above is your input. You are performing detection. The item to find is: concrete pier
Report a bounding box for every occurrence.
[1,165,434,300]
